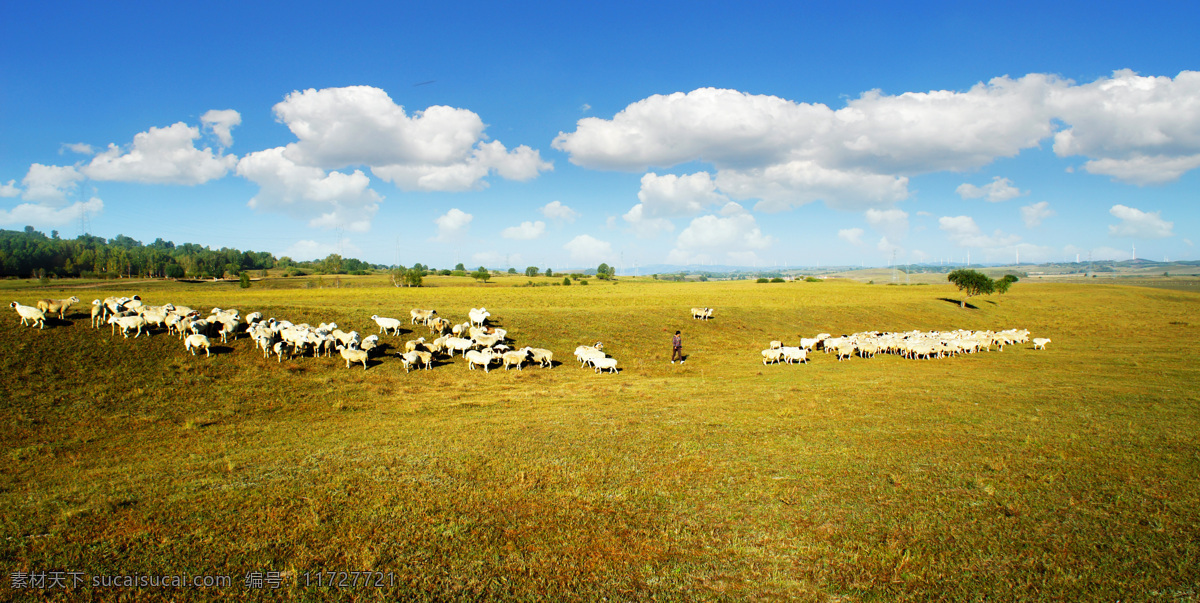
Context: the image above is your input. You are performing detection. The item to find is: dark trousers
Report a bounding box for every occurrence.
[672,347,683,361]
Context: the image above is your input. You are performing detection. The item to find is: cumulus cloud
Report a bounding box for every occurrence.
[284,239,362,262]
[0,197,103,227]
[553,71,1200,215]
[201,109,242,147]
[563,234,614,265]
[667,202,773,265]
[59,143,94,155]
[236,147,381,232]
[1020,201,1055,228]
[956,176,1026,202]
[1108,204,1173,238]
[939,215,1021,248]
[83,122,237,185]
[21,164,84,204]
[0,181,18,198]
[838,227,865,245]
[501,220,546,240]
[622,203,675,238]
[864,208,909,241]
[877,236,902,255]
[540,200,579,222]
[636,172,727,217]
[268,86,551,192]
[434,208,473,241]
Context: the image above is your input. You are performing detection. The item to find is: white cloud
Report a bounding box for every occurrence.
[540,200,579,222]
[59,143,94,155]
[1020,201,1055,228]
[938,215,1021,248]
[434,208,473,241]
[864,208,909,241]
[636,172,727,217]
[563,234,614,265]
[0,197,103,227]
[201,109,241,147]
[0,180,18,198]
[21,164,84,204]
[838,227,865,245]
[236,147,381,232]
[283,239,362,262]
[501,220,546,240]
[82,122,236,185]
[956,176,1026,202]
[1051,70,1200,184]
[667,202,773,264]
[1108,204,1173,238]
[622,203,675,238]
[876,236,902,255]
[269,86,550,192]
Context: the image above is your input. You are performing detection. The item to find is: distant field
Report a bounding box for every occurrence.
[2,277,1198,601]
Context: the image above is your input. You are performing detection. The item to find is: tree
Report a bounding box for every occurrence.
[472,266,491,283]
[562,276,571,286]
[507,267,517,274]
[239,271,251,288]
[947,269,995,308]
[596,262,613,280]
[544,267,554,278]
[995,274,1019,295]
[455,262,466,271]
[525,266,540,277]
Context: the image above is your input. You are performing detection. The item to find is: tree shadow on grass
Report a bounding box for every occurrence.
[937,297,979,310]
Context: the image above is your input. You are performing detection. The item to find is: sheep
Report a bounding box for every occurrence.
[110,314,148,338]
[443,337,474,357]
[337,344,370,370]
[691,307,707,320]
[591,357,619,374]
[575,345,606,367]
[10,302,46,329]
[835,342,856,362]
[414,350,433,370]
[464,348,496,372]
[769,340,783,349]
[404,337,427,353]
[410,308,437,325]
[359,334,381,354]
[371,315,404,335]
[780,346,808,365]
[90,299,105,328]
[399,351,420,373]
[37,296,80,319]
[1032,338,1051,350]
[501,349,530,370]
[471,333,504,349]
[428,316,451,334]
[524,347,554,368]
[272,341,288,362]
[184,334,212,357]
[469,307,490,327]
[762,349,784,365]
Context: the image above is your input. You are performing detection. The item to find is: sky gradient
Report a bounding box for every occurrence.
[2,1,1197,271]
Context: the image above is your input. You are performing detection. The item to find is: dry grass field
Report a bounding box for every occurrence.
[1,275,1198,601]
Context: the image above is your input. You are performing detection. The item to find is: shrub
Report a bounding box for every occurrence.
[563,276,572,286]
[757,277,769,283]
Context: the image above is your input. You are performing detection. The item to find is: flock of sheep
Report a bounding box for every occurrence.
[10,295,621,374]
[762,328,1049,365]
[12,296,1050,374]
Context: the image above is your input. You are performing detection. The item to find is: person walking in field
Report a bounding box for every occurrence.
[671,330,684,364]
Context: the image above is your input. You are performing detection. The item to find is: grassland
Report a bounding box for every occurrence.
[2,275,1198,601]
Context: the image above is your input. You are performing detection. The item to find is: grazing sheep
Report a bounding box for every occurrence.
[501,349,530,370]
[359,334,380,354]
[184,334,212,357]
[410,308,437,325]
[444,337,474,357]
[10,302,46,329]
[591,357,619,374]
[471,333,504,349]
[90,299,105,328]
[1032,338,1051,350]
[399,351,420,373]
[469,307,490,327]
[465,348,496,372]
[691,307,707,320]
[524,347,554,368]
[428,316,451,334]
[371,315,404,335]
[337,344,370,370]
[769,340,783,349]
[762,349,784,365]
[37,296,80,319]
[404,337,427,353]
[575,345,606,367]
[110,314,148,338]
[780,347,808,365]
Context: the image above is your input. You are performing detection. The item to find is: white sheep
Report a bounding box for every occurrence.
[469,307,490,327]
[501,349,529,370]
[90,299,105,328]
[410,308,437,325]
[524,347,554,368]
[444,337,474,357]
[110,314,148,338]
[184,334,212,357]
[781,346,808,365]
[769,340,783,349]
[464,348,495,372]
[10,302,46,329]
[591,357,619,374]
[371,315,403,335]
[399,351,420,373]
[37,296,80,320]
[337,344,370,370]
[762,349,784,365]
[1032,338,1051,350]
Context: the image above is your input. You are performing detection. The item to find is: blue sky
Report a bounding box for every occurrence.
[2,1,1197,270]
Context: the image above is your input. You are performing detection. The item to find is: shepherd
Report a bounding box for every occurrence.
[671,330,684,364]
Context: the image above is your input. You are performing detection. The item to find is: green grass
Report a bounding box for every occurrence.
[1,277,1198,601]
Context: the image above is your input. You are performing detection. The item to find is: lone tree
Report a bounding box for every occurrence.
[472,266,491,283]
[995,274,1019,295]
[947,269,995,308]
[525,266,540,277]
[596,262,615,280]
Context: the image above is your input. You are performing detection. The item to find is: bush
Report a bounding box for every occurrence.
[579,280,588,285]
[805,277,820,282]
[563,276,572,286]
[770,277,785,283]
[757,277,769,283]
